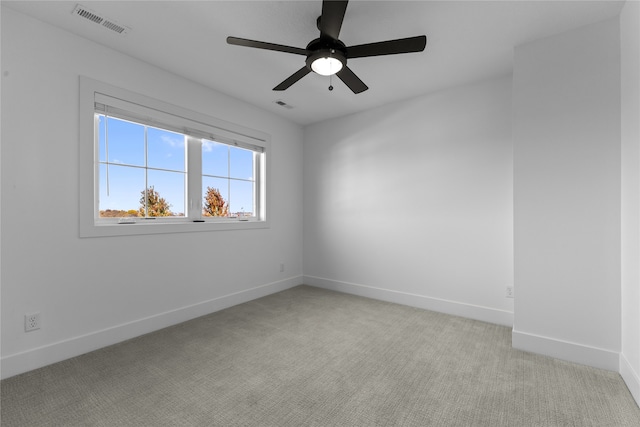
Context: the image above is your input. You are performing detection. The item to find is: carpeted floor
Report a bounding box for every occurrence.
[2,285,639,426]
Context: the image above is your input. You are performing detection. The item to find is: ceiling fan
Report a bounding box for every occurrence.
[227,0,427,94]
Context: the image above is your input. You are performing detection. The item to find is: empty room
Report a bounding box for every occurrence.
[1,0,639,425]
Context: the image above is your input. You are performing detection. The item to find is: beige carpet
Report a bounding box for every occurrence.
[2,285,639,426]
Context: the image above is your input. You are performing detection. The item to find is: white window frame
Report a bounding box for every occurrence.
[79,76,270,237]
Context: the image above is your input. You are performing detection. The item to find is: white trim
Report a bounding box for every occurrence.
[303,275,514,327]
[83,217,269,238]
[512,330,619,371]
[620,353,640,406]
[0,276,303,380]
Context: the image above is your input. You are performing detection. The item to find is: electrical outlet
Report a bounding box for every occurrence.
[25,312,41,332]
[506,286,514,299]
[280,263,285,273]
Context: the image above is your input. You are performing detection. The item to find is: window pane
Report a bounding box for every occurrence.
[98,115,106,162]
[146,170,185,217]
[230,146,253,180]
[99,164,145,217]
[229,180,254,217]
[202,177,229,217]
[202,140,228,177]
[107,117,145,166]
[147,127,185,172]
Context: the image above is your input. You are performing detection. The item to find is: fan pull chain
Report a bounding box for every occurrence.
[328,74,334,91]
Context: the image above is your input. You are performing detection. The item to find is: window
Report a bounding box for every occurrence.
[80,77,269,237]
[98,116,187,218]
[201,139,257,219]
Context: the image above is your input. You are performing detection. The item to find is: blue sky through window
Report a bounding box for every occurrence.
[98,115,255,217]
[202,139,255,215]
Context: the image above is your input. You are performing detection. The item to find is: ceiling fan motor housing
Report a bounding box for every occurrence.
[305,38,347,72]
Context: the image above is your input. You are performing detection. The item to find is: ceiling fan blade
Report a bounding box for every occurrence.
[319,0,348,40]
[273,67,312,91]
[346,35,427,59]
[336,66,368,94]
[227,37,308,56]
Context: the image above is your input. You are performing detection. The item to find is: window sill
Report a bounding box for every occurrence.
[80,218,269,238]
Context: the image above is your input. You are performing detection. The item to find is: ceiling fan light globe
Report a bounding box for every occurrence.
[311,56,343,76]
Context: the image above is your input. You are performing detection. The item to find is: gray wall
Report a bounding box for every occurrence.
[1,7,304,378]
[303,75,514,325]
[620,0,640,404]
[512,17,622,370]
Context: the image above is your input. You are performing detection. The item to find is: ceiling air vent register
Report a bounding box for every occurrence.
[274,100,294,110]
[72,4,130,35]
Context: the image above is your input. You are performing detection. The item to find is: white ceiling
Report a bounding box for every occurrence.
[3,0,625,126]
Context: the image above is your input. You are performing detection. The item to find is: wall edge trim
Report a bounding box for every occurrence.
[620,352,640,407]
[512,329,620,371]
[303,275,513,327]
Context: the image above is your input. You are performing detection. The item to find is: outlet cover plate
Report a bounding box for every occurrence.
[25,313,41,332]
[506,286,514,298]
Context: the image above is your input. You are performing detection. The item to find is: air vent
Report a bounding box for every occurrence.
[102,20,127,34]
[274,100,294,110]
[72,4,130,35]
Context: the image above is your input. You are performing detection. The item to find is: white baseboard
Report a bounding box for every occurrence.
[1,276,303,380]
[512,330,620,371]
[303,275,514,327]
[620,353,640,406]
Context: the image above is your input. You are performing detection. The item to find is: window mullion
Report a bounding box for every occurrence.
[227,147,231,216]
[104,115,110,197]
[144,125,149,217]
[187,136,202,220]
[254,152,260,220]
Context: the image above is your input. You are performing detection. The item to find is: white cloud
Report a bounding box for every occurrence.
[202,140,220,153]
[161,134,184,148]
